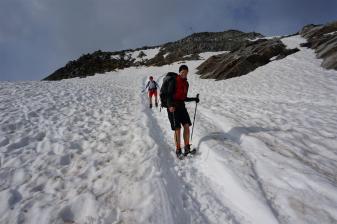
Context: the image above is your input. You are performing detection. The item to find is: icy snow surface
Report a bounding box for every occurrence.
[1,36,337,223]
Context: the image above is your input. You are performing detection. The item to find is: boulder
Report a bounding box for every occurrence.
[196,38,299,80]
[300,21,337,70]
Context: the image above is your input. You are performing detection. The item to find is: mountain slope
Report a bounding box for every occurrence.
[1,35,337,223]
[43,30,262,81]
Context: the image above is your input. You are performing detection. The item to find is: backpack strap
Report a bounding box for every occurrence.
[148,80,158,90]
[166,73,178,108]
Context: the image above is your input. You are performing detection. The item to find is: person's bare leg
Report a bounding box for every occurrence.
[149,94,152,107]
[183,124,190,147]
[155,95,158,107]
[174,128,181,150]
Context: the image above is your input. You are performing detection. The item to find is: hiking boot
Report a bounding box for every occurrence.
[184,144,196,156]
[183,145,191,156]
[149,104,152,108]
[176,148,184,159]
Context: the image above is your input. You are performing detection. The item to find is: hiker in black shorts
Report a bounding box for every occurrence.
[166,65,199,159]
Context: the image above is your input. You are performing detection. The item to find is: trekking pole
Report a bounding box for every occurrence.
[190,94,199,142]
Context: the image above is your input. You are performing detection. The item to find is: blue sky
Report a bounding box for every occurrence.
[1,0,336,81]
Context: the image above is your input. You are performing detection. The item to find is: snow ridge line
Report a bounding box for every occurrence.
[198,107,282,223]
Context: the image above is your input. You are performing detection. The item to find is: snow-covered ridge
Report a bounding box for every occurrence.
[198,51,229,59]
[129,48,161,62]
[1,36,337,223]
[110,47,161,62]
[324,31,337,36]
[44,29,263,81]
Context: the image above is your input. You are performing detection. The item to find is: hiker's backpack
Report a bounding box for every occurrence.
[148,80,158,90]
[160,72,177,108]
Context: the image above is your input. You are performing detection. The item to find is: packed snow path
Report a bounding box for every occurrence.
[1,36,337,223]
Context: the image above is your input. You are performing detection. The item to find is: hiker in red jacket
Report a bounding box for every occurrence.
[166,65,199,159]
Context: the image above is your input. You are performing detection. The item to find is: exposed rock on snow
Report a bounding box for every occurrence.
[150,30,263,66]
[196,38,299,80]
[43,21,337,81]
[43,30,263,81]
[300,20,337,70]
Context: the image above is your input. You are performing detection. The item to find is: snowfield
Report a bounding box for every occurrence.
[1,36,337,224]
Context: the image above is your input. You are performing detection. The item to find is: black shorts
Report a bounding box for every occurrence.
[167,107,192,130]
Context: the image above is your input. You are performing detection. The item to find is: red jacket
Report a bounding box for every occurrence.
[174,75,189,101]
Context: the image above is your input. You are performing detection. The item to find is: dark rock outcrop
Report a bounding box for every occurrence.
[43,30,263,80]
[300,21,337,70]
[196,38,299,80]
[43,49,147,81]
[148,30,263,66]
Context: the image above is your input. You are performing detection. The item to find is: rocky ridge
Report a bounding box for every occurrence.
[196,20,337,80]
[196,38,299,80]
[300,21,337,70]
[43,21,337,81]
[43,30,263,80]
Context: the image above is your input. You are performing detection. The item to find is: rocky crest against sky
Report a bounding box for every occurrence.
[43,21,337,81]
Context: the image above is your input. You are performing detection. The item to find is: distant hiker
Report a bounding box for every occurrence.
[144,76,159,108]
[160,65,199,159]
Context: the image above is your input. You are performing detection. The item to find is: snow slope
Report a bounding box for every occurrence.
[111,47,161,62]
[1,36,337,224]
